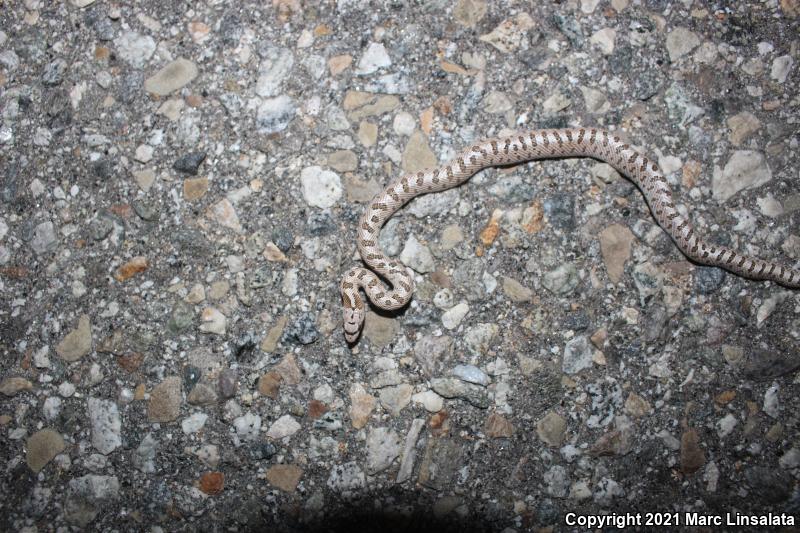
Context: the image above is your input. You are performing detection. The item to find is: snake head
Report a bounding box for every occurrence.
[343,305,365,344]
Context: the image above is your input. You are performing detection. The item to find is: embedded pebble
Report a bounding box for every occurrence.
[233,413,261,442]
[430,377,489,408]
[256,95,296,134]
[400,234,435,273]
[144,58,198,96]
[771,55,793,83]
[56,315,93,362]
[301,166,342,208]
[26,428,66,473]
[115,31,156,68]
[666,27,700,61]
[542,263,579,295]
[30,221,58,254]
[267,415,301,439]
[562,336,593,375]
[88,398,122,454]
[356,43,391,74]
[441,302,469,329]
[255,47,294,97]
[148,377,182,423]
[412,390,444,412]
[365,427,402,474]
[1,377,33,396]
[537,411,567,447]
[181,413,208,434]
[713,150,772,203]
[451,364,490,386]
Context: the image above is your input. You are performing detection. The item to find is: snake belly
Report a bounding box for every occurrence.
[340,128,800,343]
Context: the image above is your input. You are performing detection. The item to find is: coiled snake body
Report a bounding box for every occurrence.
[340,128,800,343]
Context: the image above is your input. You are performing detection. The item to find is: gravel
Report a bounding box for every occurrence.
[1,1,798,531]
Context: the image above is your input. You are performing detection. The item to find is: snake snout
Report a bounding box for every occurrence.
[342,307,365,343]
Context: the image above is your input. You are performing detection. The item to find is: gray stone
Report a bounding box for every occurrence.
[543,194,575,230]
[144,58,198,95]
[181,413,208,434]
[30,221,57,254]
[430,377,489,408]
[327,462,367,497]
[65,475,120,527]
[115,31,155,68]
[666,27,700,61]
[544,465,570,497]
[187,382,218,405]
[593,477,624,505]
[771,55,793,83]
[301,166,342,209]
[366,427,402,474]
[173,151,206,175]
[396,418,426,483]
[400,234,435,273]
[356,42,391,75]
[441,302,469,329]
[562,336,593,374]
[379,384,413,416]
[88,398,122,455]
[378,218,402,256]
[266,414,301,439]
[664,82,704,126]
[451,364,490,386]
[463,323,498,356]
[133,433,157,473]
[282,312,318,345]
[413,335,453,376]
[713,150,772,203]
[409,188,459,218]
[542,263,579,295]
[255,47,294,97]
[233,412,262,442]
[256,95,296,134]
[694,266,725,294]
[42,59,67,85]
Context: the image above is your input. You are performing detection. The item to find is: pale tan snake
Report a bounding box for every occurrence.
[340,128,800,343]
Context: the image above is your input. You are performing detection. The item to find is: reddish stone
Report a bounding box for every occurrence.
[308,400,328,419]
[258,371,282,399]
[117,352,145,373]
[114,256,148,282]
[484,412,514,438]
[199,472,224,495]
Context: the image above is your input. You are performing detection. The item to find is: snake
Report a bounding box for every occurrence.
[339,128,800,343]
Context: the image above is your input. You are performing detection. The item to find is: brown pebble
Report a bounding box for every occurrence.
[95,46,110,60]
[114,256,149,282]
[680,428,706,475]
[308,399,328,419]
[117,352,145,373]
[266,464,303,492]
[0,377,33,396]
[0,267,29,279]
[198,472,224,495]
[183,178,209,201]
[430,270,452,288]
[26,428,65,473]
[714,390,736,407]
[484,412,514,438]
[258,371,282,399]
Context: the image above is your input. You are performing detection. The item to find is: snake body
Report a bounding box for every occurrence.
[340,128,800,343]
